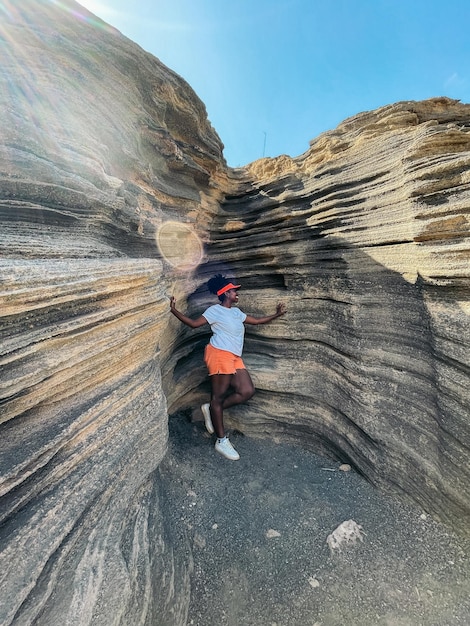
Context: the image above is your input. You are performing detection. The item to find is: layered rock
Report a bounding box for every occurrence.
[188,98,470,534]
[1,0,224,623]
[1,0,470,625]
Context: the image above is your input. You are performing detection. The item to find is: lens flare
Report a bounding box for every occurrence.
[49,0,117,31]
[156,221,204,272]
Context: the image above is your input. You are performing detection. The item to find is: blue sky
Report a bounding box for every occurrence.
[77,0,469,167]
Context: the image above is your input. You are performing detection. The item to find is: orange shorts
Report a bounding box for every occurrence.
[204,344,246,376]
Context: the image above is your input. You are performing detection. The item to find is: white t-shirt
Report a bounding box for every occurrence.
[202,304,247,356]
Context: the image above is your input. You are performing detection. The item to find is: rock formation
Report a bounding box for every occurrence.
[198,98,470,533]
[1,1,224,623]
[171,98,470,538]
[1,0,469,624]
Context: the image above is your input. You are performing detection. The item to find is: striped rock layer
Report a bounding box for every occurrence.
[1,1,469,624]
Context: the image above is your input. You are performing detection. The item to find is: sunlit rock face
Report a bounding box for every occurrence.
[1,1,470,625]
[0,0,225,624]
[187,98,470,534]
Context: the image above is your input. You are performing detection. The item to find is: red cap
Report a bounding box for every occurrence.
[216,282,241,296]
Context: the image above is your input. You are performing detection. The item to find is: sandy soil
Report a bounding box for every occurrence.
[159,413,470,626]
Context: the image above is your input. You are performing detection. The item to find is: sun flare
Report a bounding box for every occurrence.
[76,0,107,15]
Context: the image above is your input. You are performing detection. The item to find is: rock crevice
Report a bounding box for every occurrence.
[1,1,469,624]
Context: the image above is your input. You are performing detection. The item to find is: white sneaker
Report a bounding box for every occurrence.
[215,437,240,461]
[201,403,214,434]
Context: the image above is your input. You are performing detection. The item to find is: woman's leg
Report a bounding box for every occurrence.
[210,373,233,438]
[223,368,255,409]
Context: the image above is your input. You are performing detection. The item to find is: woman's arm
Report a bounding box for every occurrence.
[170,296,208,329]
[244,302,286,326]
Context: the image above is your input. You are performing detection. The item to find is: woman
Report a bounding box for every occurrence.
[170,274,286,460]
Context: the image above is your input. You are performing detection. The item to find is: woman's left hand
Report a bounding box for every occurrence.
[276,302,286,316]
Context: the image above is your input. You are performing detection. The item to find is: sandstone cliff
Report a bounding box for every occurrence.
[170,98,470,539]
[199,98,470,531]
[1,0,469,624]
[1,0,224,623]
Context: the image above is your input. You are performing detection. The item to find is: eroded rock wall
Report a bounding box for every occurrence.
[0,1,226,623]
[1,0,470,624]
[178,99,469,533]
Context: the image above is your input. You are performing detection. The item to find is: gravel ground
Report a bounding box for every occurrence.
[159,413,470,626]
